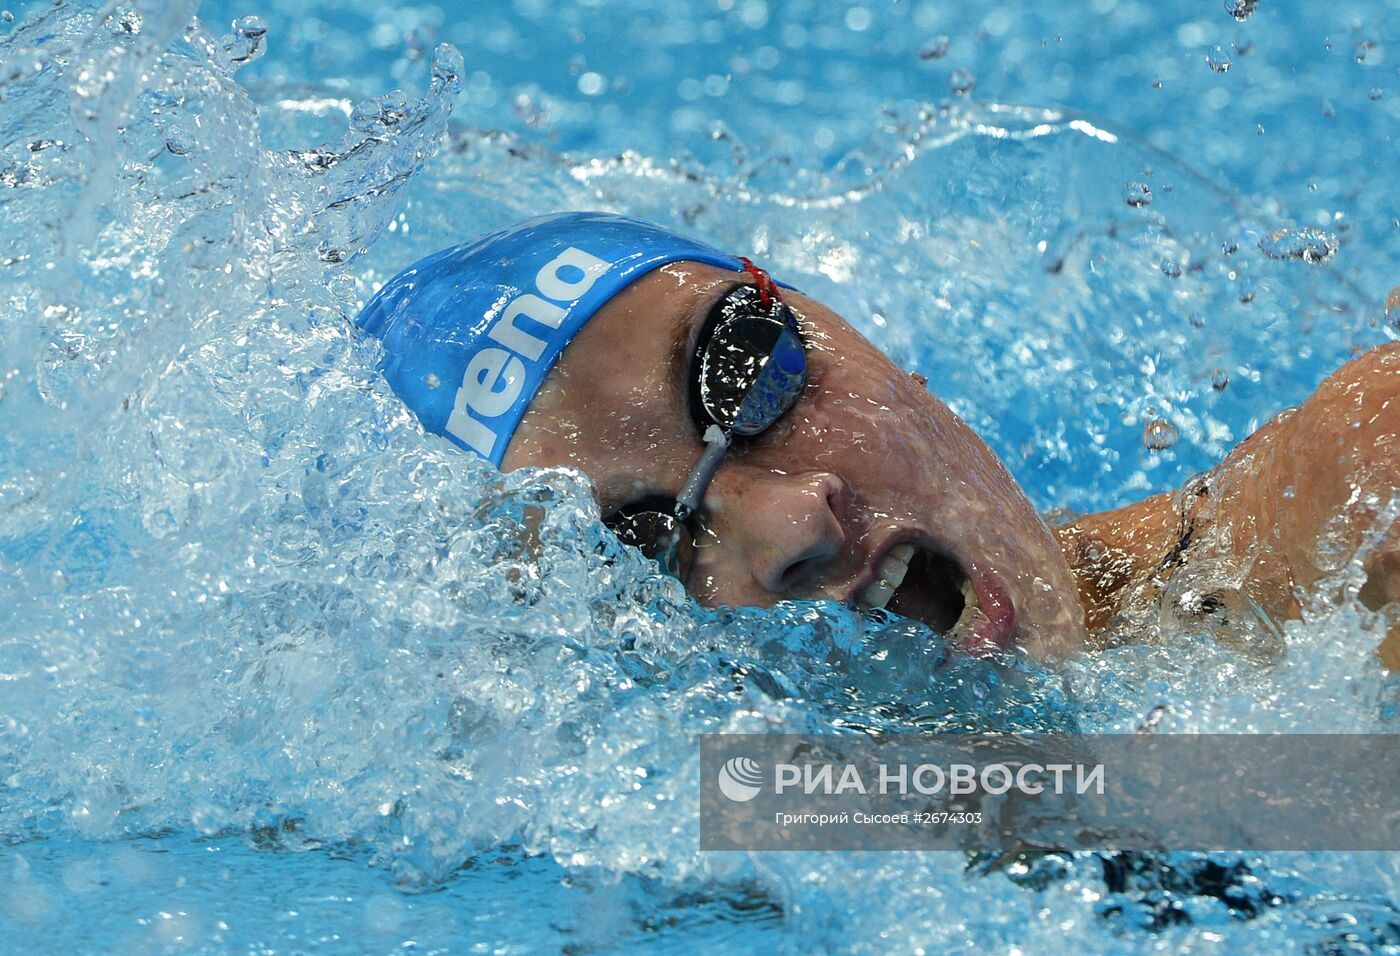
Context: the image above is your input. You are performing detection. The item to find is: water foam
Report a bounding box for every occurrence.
[1,2,1396,952]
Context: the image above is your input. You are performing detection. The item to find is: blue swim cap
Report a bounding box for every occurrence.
[355,211,752,466]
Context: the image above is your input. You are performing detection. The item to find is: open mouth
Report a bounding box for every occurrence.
[853,541,1014,654]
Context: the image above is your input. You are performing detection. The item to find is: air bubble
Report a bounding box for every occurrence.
[1210,368,1229,390]
[1143,418,1180,450]
[1206,46,1232,72]
[1370,87,1384,101]
[949,69,976,95]
[1258,226,1338,264]
[1188,311,1206,329]
[1354,40,1375,63]
[1,10,13,24]
[1161,258,1182,278]
[919,36,950,60]
[1122,181,1152,207]
[1223,0,1256,20]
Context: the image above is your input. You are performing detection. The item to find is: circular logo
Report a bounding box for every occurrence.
[717,756,764,803]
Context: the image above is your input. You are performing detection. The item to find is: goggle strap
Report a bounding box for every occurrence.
[737,256,782,310]
[674,425,729,517]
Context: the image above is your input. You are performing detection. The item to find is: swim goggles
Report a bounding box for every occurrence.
[604,261,807,577]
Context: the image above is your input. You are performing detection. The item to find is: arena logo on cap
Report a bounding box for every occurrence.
[444,246,613,459]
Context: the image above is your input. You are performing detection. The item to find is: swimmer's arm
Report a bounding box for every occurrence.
[1264,341,1399,567]
[1250,342,1399,661]
[1054,344,1398,646]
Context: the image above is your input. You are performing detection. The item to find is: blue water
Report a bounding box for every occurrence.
[1,0,1397,952]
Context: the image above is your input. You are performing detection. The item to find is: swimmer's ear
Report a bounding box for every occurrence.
[909,370,928,388]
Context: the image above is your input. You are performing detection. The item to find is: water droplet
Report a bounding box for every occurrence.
[1369,87,1384,101]
[1188,311,1206,329]
[1152,78,1164,88]
[1258,226,1338,264]
[191,801,227,836]
[1161,258,1183,278]
[1221,239,1239,256]
[1322,98,1335,117]
[221,15,267,69]
[114,7,141,34]
[1232,38,1254,56]
[1313,512,1355,572]
[1354,40,1375,63]
[1210,368,1230,390]
[1143,418,1180,450]
[1122,181,1152,207]
[234,14,266,39]
[513,92,548,128]
[577,71,605,96]
[1386,285,1400,329]
[1224,0,1257,21]
[949,68,976,95]
[919,36,950,60]
[1206,45,1232,72]
[1281,485,1295,500]
[1239,288,1256,303]
[1,11,13,24]
[424,373,441,389]
[431,43,465,92]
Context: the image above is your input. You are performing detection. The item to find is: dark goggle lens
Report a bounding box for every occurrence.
[694,289,807,435]
[609,509,692,574]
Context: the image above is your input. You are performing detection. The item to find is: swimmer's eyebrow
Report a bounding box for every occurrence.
[665,278,744,423]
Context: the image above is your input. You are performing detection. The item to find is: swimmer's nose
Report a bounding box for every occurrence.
[714,470,849,595]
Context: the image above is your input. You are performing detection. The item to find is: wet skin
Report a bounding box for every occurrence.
[503,261,1400,665]
[1059,339,1400,666]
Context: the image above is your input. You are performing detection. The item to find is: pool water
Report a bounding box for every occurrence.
[1,0,1397,952]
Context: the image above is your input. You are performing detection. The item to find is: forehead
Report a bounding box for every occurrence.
[498,260,735,479]
[499,258,872,505]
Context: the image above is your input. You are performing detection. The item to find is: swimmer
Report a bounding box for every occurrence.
[357,212,1399,665]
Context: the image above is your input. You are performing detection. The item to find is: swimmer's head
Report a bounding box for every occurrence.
[355,211,764,466]
[358,212,1088,660]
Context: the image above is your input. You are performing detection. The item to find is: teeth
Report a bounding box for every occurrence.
[951,575,980,630]
[960,576,979,609]
[856,544,917,610]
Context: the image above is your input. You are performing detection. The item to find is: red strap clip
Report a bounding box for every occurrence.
[737,256,781,310]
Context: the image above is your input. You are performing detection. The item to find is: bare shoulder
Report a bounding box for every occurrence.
[1056,343,1399,658]
[1266,341,1400,496]
[1305,340,1400,423]
[1212,341,1399,644]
